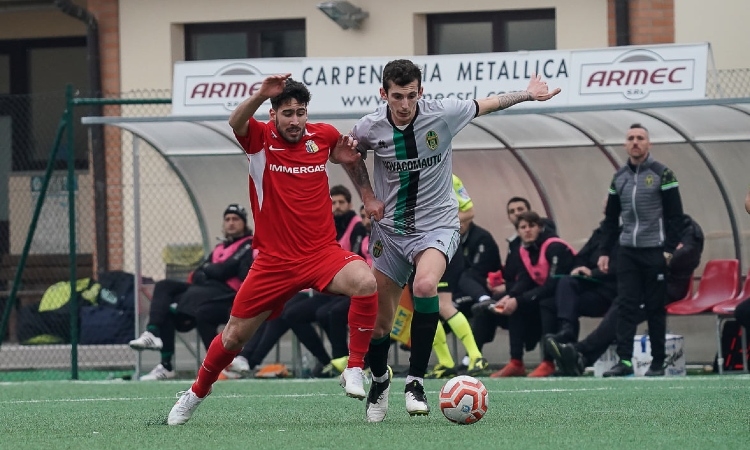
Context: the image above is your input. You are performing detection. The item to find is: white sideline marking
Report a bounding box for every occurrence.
[1,377,747,405]
[0,393,334,405]
[0,373,744,388]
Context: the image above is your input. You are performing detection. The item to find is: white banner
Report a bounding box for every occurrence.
[172,43,709,116]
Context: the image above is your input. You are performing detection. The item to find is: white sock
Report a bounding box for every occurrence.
[405,375,423,386]
[372,372,389,383]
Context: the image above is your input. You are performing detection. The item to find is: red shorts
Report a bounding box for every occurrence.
[231,243,364,320]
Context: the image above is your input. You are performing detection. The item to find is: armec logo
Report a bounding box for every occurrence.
[184,63,266,111]
[579,49,695,100]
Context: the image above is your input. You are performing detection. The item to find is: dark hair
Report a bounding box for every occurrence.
[382,59,422,92]
[515,210,543,229]
[330,185,352,204]
[630,123,649,134]
[270,78,311,110]
[507,196,531,211]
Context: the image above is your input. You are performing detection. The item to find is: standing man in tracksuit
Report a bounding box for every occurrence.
[598,123,684,377]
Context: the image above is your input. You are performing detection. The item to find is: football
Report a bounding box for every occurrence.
[439,375,488,425]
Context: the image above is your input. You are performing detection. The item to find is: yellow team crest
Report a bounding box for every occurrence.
[425,130,439,150]
[645,174,654,187]
[305,140,319,153]
[372,240,383,258]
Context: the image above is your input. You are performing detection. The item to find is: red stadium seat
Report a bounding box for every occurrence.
[667,259,739,315]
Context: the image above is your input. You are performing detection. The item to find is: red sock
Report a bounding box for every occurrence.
[191,333,239,398]
[347,293,378,368]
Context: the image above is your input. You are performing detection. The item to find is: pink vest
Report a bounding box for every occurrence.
[338,215,361,251]
[337,215,372,266]
[211,235,253,292]
[361,235,372,267]
[519,237,576,286]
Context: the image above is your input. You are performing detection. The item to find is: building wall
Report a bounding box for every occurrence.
[674,0,750,69]
[118,0,608,92]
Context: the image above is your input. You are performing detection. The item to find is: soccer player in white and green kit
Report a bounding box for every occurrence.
[343,59,560,422]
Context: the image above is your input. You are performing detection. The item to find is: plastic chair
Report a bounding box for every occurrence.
[667,259,739,315]
[712,271,750,374]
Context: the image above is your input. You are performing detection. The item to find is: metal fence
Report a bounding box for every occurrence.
[0,88,205,380]
[708,68,750,99]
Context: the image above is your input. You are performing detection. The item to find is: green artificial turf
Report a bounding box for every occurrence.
[0,376,747,450]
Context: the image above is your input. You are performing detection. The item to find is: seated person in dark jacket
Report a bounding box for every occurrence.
[129,204,254,381]
[549,214,704,375]
[544,223,621,348]
[452,221,502,316]
[470,197,556,355]
[489,211,576,378]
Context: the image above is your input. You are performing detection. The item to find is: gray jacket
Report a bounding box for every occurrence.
[600,154,684,254]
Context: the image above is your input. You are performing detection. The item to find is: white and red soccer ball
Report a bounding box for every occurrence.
[439,375,488,424]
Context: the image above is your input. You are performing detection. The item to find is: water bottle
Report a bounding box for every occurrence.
[301,354,312,378]
[550,255,558,276]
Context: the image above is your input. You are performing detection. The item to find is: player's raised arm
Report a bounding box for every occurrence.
[229,73,292,136]
[476,73,561,117]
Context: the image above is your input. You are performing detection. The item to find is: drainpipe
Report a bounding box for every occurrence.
[615,0,631,46]
[54,0,108,273]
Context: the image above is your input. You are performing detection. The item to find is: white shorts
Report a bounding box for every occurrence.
[369,223,460,287]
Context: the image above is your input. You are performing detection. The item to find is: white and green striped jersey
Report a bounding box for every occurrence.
[352,98,478,235]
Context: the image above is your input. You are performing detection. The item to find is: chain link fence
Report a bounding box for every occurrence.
[708,68,750,99]
[0,89,207,381]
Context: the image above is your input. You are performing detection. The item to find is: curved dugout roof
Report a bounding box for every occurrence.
[83,99,750,277]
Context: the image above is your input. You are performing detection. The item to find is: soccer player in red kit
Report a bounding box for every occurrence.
[167,74,378,425]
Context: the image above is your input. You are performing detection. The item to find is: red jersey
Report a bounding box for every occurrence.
[234,118,341,259]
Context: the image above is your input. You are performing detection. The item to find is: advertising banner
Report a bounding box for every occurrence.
[172,43,709,116]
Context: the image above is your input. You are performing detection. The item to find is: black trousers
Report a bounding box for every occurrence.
[194,294,234,350]
[735,297,750,331]
[149,279,236,352]
[507,299,547,361]
[148,279,190,328]
[315,295,350,359]
[615,246,667,362]
[576,305,621,366]
[469,301,508,352]
[555,276,614,339]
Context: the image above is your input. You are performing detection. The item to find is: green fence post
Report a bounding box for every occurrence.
[66,84,79,380]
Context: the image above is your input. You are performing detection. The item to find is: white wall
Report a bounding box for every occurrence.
[675,0,750,69]
[119,0,607,91]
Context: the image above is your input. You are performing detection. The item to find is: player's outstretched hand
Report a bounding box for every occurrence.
[258,73,292,98]
[526,73,561,102]
[330,135,361,165]
[364,198,385,222]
